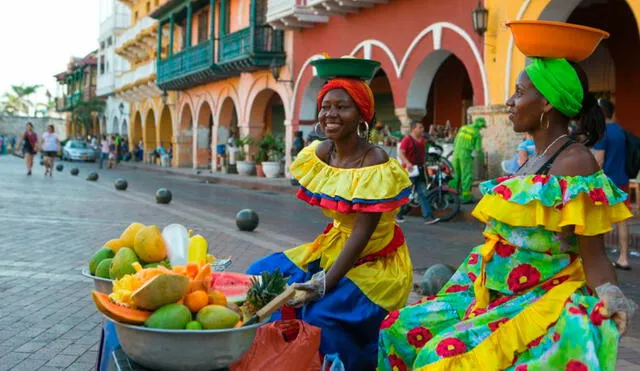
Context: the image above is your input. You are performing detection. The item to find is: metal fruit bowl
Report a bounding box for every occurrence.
[81,267,113,294]
[106,316,265,371]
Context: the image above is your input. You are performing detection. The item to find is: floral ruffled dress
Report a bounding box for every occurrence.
[378,171,631,370]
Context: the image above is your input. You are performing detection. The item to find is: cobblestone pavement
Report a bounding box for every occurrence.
[0,155,638,370]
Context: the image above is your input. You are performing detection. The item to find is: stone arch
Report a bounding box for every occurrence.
[195,100,214,169]
[298,76,324,123]
[120,119,128,138]
[143,109,157,162]
[158,105,173,162]
[247,88,287,139]
[112,116,119,134]
[178,102,194,168]
[407,50,474,127]
[131,111,143,151]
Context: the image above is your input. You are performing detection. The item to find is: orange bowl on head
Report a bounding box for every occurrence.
[506,20,609,62]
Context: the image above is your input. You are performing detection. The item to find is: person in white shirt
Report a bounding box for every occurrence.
[40,125,60,176]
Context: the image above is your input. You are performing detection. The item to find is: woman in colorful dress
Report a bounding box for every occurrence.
[378,24,637,370]
[247,58,413,370]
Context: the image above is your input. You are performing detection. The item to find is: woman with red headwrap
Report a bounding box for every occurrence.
[247,63,413,369]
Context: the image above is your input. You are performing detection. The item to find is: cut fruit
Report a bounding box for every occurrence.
[131,274,190,310]
[92,291,151,325]
[209,272,257,303]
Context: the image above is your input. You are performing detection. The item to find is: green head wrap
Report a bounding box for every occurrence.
[472,117,486,129]
[525,58,583,118]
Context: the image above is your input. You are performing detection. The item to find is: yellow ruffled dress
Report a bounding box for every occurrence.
[247,140,414,370]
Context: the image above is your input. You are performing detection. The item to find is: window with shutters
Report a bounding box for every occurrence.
[197,11,208,43]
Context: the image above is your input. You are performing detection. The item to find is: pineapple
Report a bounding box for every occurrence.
[243,269,288,317]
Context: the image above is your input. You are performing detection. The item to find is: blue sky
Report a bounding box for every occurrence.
[0,0,99,107]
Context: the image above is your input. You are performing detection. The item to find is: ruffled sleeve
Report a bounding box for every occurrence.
[472,171,632,235]
[290,141,412,213]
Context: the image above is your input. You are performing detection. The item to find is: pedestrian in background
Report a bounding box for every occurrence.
[40,125,60,177]
[99,135,110,169]
[19,122,38,175]
[593,98,633,270]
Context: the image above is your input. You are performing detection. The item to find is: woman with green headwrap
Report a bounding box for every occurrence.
[378,26,636,370]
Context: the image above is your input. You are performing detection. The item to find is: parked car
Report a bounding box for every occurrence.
[62,140,98,162]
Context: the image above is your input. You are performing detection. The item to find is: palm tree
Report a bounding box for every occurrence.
[1,84,41,116]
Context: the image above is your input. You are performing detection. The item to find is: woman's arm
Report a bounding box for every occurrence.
[517,150,528,166]
[578,234,618,289]
[325,212,382,291]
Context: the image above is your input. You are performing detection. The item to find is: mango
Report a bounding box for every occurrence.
[104,239,128,254]
[95,258,113,279]
[131,274,190,310]
[89,248,115,275]
[134,225,168,263]
[185,320,203,330]
[196,305,240,330]
[110,248,139,280]
[120,223,145,248]
[145,303,192,329]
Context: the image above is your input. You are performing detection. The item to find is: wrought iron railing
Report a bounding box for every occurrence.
[219,26,284,62]
[157,40,214,84]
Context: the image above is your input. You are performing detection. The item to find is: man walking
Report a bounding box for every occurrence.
[397,121,439,224]
[450,117,486,203]
[593,99,633,270]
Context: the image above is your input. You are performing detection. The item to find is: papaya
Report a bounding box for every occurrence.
[131,274,190,310]
[89,248,114,275]
[95,258,113,279]
[134,225,167,263]
[185,263,199,279]
[196,305,240,330]
[120,222,145,248]
[104,239,128,254]
[92,291,151,325]
[145,303,192,329]
[110,248,139,280]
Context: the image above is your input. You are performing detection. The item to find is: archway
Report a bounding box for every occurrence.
[369,69,400,135]
[121,119,128,138]
[144,110,157,163]
[539,0,640,132]
[407,50,474,133]
[158,105,173,154]
[219,97,239,142]
[131,112,143,151]
[298,76,325,124]
[196,102,214,169]
[248,89,286,139]
[112,116,119,134]
[178,104,194,168]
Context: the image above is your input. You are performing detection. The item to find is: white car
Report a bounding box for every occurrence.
[62,140,97,162]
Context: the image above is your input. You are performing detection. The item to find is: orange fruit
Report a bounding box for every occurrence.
[184,290,209,313]
[207,290,227,306]
[186,263,199,279]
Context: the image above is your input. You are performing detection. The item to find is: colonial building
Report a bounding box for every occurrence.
[54,51,104,138]
[150,0,290,170]
[477,0,640,176]
[115,0,178,164]
[97,0,131,136]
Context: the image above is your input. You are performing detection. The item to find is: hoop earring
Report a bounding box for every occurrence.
[357,121,369,139]
[540,112,550,130]
[314,122,324,135]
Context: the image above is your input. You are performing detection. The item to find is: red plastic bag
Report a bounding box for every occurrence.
[230,320,322,371]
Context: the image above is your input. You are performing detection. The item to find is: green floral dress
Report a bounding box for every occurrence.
[378,171,632,371]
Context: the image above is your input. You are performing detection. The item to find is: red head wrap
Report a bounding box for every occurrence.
[317,78,375,123]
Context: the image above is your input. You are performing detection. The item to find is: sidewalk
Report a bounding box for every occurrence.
[117,161,296,194]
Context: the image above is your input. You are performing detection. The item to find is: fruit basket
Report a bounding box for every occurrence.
[106,316,266,371]
[81,267,113,294]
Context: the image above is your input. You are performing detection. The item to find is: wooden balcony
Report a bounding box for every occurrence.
[218,25,285,73]
[156,40,223,90]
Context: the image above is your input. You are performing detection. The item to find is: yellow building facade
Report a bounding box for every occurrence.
[115,0,179,165]
[471,0,640,176]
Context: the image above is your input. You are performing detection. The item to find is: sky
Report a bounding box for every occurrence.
[0,0,100,108]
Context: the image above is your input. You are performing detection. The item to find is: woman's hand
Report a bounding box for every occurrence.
[288,271,326,308]
[595,282,637,336]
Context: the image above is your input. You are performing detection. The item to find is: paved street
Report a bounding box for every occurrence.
[0,154,639,370]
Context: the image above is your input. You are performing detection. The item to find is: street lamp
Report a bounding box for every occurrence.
[472,1,489,36]
[270,59,293,84]
[119,102,124,115]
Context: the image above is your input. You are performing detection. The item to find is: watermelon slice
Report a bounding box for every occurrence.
[209,272,259,303]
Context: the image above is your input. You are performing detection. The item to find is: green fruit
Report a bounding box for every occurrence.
[196,305,240,330]
[89,248,115,275]
[109,247,139,280]
[95,258,113,279]
[144,304,192,330]
[143,260,171,269]
[185,321,203,330]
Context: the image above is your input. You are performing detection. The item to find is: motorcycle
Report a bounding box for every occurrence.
[407,163,461,222]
